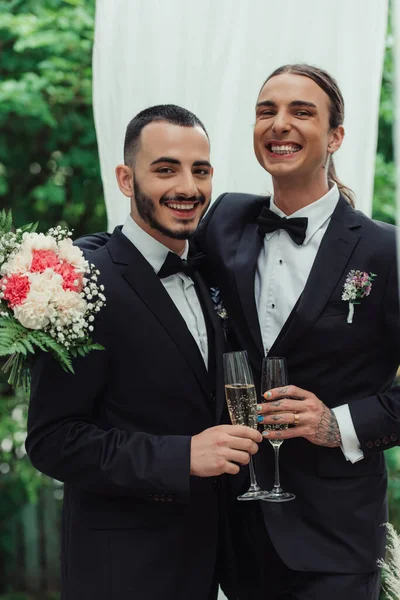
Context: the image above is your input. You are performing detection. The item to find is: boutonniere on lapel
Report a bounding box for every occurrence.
[210,287,229,332]
[341,270,377,324]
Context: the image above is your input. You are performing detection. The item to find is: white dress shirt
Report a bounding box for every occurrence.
[122,216,208,367]
[255,184,363,463]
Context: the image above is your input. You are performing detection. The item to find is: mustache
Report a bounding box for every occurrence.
[160,194,206,205]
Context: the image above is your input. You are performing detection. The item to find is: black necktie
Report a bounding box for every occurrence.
[257,207,308,246]
[158,252,195,279]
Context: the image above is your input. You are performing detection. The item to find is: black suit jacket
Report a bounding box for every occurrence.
[195,192,400,574]
[26,227,236,600]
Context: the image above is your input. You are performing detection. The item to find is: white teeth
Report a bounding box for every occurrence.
[270,145,301,154]
[166,203,195,210]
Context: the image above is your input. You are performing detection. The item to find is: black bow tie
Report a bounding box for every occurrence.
[158,252,195,279]
[257,207,308,246]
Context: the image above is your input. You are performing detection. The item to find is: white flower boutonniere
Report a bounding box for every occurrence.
[210,287,229,332]
[341,270,376,324]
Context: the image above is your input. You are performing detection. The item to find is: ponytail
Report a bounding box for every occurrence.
[328,157,355,208]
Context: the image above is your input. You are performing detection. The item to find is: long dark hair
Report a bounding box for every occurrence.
[261,64,355,207]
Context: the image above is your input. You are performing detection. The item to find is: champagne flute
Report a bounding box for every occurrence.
[261,356,295,502]
[223,350,268,501]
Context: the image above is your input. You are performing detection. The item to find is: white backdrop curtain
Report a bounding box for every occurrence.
[93,0,389,232]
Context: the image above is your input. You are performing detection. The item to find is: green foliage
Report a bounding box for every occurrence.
[0,211,13,234]
[0,594,59,600]
[0,386,43,511]
[387,447,400,532]
[372,20,395,224]
[0,0,106,237]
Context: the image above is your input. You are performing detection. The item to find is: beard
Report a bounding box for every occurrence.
[133,179,207,240]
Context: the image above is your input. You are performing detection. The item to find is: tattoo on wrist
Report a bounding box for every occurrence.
[315,405,342,447]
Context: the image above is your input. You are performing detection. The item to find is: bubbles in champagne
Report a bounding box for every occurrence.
[225,384,257,428]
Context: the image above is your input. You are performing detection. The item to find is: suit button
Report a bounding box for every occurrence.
[212,478,219,491]
[374,439,381,447]
[390,433,398,442]
[366,441,374,449]
[383,437,389,444]
[210,393,215,403]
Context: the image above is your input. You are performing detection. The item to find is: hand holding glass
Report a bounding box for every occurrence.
[223,351,268,501]
[261,356,295,502]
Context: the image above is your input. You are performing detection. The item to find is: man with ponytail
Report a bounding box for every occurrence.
[196,64,400,599]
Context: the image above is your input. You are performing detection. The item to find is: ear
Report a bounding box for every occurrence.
[328,125,345,153]
[115,164,134,198]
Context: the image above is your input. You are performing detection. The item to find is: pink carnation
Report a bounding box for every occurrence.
[30,249,60,273]
[54,262,83,292]
[1,274,31,308]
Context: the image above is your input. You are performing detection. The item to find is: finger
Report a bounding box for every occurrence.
[225,461,240,475]
[257,412,298,426]
[225,425,262,442]
[261,427,305,441]
[257,400,306,414]
[225,449,251,465]
[227,437,260,455]
[263,385,308,401]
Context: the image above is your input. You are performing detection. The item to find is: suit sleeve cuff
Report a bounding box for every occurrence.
[332,404,364,463]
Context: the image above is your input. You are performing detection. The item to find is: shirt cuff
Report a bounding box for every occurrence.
[332,404,364,463]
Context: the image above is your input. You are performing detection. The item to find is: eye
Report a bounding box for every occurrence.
[156,167,174,174]
[194,168,210,176]
[294,110,311,117]
[257,110,275,117]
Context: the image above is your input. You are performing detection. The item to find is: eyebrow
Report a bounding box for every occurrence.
[150,157,212,168]
[256,100,318,110]
[150,156,180,166]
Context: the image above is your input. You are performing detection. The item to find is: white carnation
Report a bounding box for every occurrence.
[14,301,54,330]
[52,288,87,326]
[57,238,87,271]
[1,248,31,275]
[21,232,57,253]
[13,270,62,330]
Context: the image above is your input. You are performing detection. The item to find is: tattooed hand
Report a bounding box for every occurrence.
[257,385,342,448]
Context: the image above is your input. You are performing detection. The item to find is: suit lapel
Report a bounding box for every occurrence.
[107,228,210,398]
[234,222,265,358]
[192,270,226,422]
[270,196,362,357]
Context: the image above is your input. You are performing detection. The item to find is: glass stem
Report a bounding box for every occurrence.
[248,456,260,491]
[273,443,283,490]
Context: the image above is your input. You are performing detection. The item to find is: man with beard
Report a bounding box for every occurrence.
[26,104,261,600]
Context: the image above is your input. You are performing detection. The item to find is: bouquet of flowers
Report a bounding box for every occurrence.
[0,210,105,390]
[342,270,376,324]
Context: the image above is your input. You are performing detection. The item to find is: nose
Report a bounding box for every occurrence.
[272,111,291,135]
[173,171,198,198]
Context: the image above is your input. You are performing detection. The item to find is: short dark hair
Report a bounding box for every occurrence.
[123,104,209,166]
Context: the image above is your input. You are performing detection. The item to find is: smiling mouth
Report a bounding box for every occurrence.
[266,143,302,155]
[163,201,200,213]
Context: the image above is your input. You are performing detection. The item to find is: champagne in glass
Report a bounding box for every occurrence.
[223,351,268,501]
[225,383,258,429]
[261,356,295,502]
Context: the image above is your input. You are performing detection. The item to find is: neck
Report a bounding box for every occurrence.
[131,213,186,255]
[272,172,330,215]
